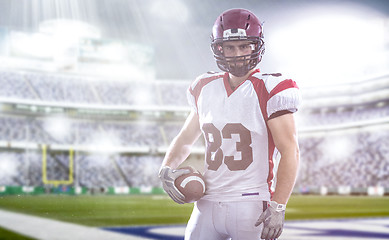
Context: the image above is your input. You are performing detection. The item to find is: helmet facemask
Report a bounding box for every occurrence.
[211,37,264,77]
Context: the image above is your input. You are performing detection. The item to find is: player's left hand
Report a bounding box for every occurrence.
[255,201,286,239]
[158,166,190,204]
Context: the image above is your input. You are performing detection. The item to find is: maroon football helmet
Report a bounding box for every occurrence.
[211,9,265,77]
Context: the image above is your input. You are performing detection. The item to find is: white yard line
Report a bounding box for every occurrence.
[0,209,151,240]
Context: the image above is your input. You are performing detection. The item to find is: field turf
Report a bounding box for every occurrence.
[0,227,35,240]
[0,194,388,239]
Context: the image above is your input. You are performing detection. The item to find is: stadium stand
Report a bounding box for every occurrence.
[297,130,389,191]
[0,69,388,195]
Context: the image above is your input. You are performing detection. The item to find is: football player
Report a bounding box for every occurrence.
[159,8,301,240]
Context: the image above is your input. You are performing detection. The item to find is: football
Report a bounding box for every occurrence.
[174,167,206,203]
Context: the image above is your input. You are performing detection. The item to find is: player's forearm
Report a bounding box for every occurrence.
[161,136,193,169]
[161,111,201,169]
[272,146,299,205]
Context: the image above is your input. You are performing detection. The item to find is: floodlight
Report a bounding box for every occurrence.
[268,4,386,87]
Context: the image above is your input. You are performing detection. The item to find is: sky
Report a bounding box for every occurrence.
[0,0,388,87]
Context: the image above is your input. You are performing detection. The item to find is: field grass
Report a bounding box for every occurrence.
[0,195,193,227]
[0,194,388,239]
[0,227,35,240]
[286,195,389,220]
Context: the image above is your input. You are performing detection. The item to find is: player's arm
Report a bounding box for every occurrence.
[159,110,202,204]
[267,112,299,204]
[255,112,299,239]
[161,110,202,168]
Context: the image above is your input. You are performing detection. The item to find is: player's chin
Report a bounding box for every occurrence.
[228,61,248,71]
[229,66,248,77]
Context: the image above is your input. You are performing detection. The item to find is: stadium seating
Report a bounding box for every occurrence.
[296,130,389,190]
[0,69,388,192]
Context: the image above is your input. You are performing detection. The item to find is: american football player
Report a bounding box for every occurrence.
[159,8,301,240]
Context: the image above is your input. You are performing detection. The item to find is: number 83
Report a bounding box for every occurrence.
[202,123,253,171]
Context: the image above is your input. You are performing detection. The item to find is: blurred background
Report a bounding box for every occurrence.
[0,0,388,200]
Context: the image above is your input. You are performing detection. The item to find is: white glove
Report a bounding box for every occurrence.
[255,201,286,239]
[159,166,191,204]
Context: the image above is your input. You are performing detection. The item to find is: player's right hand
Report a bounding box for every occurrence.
[255,201,286,239]
[158,166,190,204]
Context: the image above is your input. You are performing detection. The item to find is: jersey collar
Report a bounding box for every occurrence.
[223,69,260,97]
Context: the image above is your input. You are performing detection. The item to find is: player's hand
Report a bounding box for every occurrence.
[255,201,286,239]
[158,166,191,204]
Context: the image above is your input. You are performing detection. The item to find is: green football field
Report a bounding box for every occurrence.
[0,194,388,239]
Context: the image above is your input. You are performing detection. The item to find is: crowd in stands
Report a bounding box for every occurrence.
[0,115,163,147]
[0,69,187,106]
[0,150,162,188]
[296,130,389,189]
[298,105,389,128]
[0,69,388,191]
[1,128,387,190]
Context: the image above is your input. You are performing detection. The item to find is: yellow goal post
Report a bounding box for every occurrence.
[42,144,74,187]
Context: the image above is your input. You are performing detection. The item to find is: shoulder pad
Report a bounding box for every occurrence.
[190,71,223,89]
[197,71,222,80]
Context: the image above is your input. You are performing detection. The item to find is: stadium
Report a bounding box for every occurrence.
[0,0,388,239]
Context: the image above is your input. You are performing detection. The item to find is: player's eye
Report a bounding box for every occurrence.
[223,46,234,51]
[240,45,248,49]
[239,44,252,50]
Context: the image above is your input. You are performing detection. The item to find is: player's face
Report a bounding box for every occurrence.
[222,41,253,57]
[222,40,254,67]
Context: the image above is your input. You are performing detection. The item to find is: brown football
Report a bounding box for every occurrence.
[174,167,206,203]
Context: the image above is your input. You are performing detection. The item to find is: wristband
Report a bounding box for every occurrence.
[269,201,286,212]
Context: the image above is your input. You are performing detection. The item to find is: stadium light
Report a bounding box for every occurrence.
[100,43,127,62]
[89,132,121,153]
[131,87,154,105]
[10,19,100,61]
[39,19,101,68]
[268,3,387,88]
[43,116,72,141]
[0,155,17,178]
[320,134,357,164]
[10,32,54,58]
[39,19,100,40]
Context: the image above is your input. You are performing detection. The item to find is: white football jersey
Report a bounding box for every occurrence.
[187,69,301,202]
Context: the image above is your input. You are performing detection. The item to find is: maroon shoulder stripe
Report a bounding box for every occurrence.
[248,76,276,198]
[269,79,298,99]
[189,74,225,109]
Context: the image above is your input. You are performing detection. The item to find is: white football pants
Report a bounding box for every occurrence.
[185,199,267,240]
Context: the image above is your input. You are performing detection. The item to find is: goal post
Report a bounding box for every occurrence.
[42,144,74,187]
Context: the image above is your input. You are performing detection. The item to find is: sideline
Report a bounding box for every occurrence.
[0,209,151,240]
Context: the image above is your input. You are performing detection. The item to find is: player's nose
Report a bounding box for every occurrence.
[235,49,246,57]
